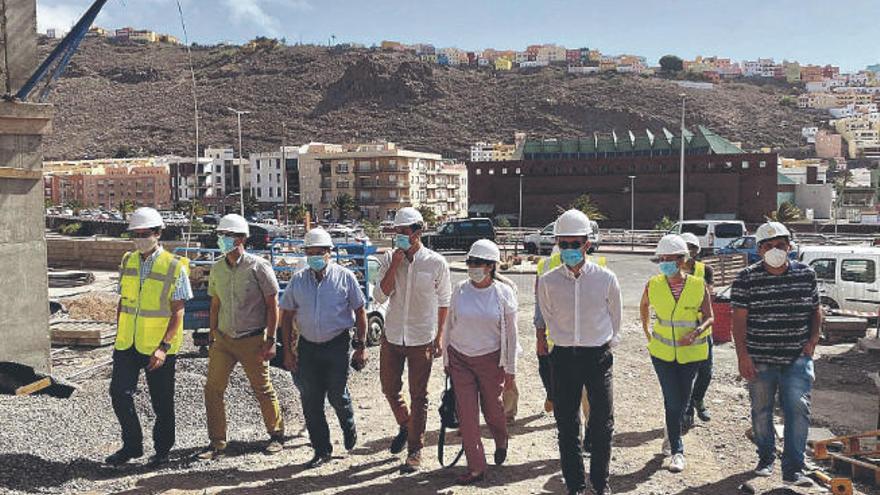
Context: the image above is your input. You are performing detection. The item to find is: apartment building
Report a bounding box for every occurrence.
[168,147,246,207]
[470,142,516,162]
[249,147,301,206]
[743,58,777,77]
[45,165,171,209]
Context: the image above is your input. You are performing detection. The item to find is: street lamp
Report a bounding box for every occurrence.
[518,172,524,228]
[679,93,686,224]
[628,175,636,250]
[228,106,250,217]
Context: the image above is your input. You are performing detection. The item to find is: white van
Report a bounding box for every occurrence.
[799,246,880,314]
[668,220,747,254]
[524,220,601,255]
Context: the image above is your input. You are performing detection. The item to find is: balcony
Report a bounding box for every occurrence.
[426,183,438,189]
[320,164,331,173]
[337,181,351,189]
[381,165,407,172]
[446,183,457,189]
[320,179,332,189]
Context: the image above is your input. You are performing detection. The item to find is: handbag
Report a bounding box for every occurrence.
[437,374,464,467]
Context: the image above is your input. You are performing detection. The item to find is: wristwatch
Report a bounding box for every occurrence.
[351,339,366,351]
[159,341,172,352]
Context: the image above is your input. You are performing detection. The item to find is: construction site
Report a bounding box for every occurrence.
[2,1,880,495]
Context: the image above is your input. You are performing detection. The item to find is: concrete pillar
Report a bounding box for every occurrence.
[0,0,53,372]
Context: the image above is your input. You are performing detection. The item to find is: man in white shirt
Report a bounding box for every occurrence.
[374,207,452,473]
[537,209,622,495]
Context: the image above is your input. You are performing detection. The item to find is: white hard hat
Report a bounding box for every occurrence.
[655,234,689,257]
[467,239,500,262]
[304,228,333,248]
[755,221,791,244]
[394,207,424,227]
[554,209,593,236]
[217,214,250,236]
[127,207,164,230]
[680,232,701,252]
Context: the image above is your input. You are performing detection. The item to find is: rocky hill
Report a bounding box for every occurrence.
[40,38,821,160]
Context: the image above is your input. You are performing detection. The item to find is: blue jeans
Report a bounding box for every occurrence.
[748,355,814,476]
[651,357,700,455]
[292,333,355,456]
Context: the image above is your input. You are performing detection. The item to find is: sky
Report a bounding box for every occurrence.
[37,0,880,72]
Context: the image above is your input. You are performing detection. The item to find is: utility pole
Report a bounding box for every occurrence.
[679,93,686,224]
[228,106,250,218]
[629,175,636,251]
[518,172,524,228]
[282,123,289,227]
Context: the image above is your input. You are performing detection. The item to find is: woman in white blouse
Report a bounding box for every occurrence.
[443,239,519,484]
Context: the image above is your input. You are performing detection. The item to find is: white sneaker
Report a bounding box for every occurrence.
[668,453,686,473]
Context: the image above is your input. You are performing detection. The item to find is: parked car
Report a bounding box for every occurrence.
[668,220,747,255]
[244,223,287,250]
[524,220,600,255]
[421,218,495,251]
[717,235,799,264]
[799,246,880,314]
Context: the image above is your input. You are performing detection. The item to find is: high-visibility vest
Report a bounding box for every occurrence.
[536,253,608,348]
[646,274,709,364]
[693,261,705,280]
[116,249,188,355]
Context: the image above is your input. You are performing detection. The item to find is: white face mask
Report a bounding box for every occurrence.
[133,235,158,254]
[763,248,788,268]
[467,267,488,284]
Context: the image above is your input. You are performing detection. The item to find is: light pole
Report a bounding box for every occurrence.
[679,93,686,224]
[281,122,288,227]
[228,106,250,218]
[518,172,523,228]
[628,175,636,251]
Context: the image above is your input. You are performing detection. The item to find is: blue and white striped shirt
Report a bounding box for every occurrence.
[117,247,193,301]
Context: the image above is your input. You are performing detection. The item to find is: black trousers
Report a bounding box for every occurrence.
[551,345,614,493]
[687,337,714,416]
[109,347,177,456]
[538,353,554,402]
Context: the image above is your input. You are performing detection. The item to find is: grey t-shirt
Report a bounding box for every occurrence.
[208,252,280,338]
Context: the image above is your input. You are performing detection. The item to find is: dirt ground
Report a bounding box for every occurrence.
[3,268,879,495]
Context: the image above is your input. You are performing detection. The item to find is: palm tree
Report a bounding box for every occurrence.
[332,193,358,221]
[416,206,438,227]
[559,194,607,221]
[117,200,135,221]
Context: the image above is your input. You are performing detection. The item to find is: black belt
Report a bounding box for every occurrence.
[233,328,265,340]
[299,329,351,348]
[553,343,610,352]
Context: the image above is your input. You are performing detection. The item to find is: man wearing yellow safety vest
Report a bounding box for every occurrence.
[535,243,606,455]
[107,207,192,468]
[639,234,713,474]
[679,232,715,430]
[537,209,621,495]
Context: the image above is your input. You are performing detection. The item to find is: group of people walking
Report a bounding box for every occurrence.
[106,205,821,494]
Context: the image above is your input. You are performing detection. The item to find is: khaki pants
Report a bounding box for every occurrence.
[204,332,284,450]
[379,338,433,453]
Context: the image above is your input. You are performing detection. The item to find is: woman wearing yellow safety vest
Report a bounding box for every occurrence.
[639,234,713,474]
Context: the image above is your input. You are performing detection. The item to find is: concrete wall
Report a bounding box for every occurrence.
[0,0,52,372]
[795,183,833,219]
[47,238,196,270]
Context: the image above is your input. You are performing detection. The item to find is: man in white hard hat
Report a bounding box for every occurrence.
[537,209,621,495]
[199,214,285,460]
[375,206,452,473]
[107,207,193,468]
[731,221,821,487]
[279,228,368,468]
[679,232,716,429]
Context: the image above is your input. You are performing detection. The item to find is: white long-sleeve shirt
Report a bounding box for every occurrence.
[537,262,622,348]
[443,280,519,373]
[374,246,452,346]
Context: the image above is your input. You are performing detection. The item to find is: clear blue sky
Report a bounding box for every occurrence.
[38,0,880,72]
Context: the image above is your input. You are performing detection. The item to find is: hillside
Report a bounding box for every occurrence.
[40,38,821,160]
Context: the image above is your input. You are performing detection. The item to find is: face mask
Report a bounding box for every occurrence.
[217,235,237,254]
[763,248,788,268]
[307,255,327,272]
[467,267,488,284]
[395,234,411,251]
[659,261,679,277]
[560,248,584,267]
[133,235,158,254]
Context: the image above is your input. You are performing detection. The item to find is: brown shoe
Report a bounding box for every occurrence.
[264,435,284,455]
[196,446,225,461]
[400,449,422,473]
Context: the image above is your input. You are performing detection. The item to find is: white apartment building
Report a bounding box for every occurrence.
[470,142,495,162]
[249,146,301,205]
[743,58,776,77]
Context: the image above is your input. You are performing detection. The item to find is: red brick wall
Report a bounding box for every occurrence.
[467,153,777,227]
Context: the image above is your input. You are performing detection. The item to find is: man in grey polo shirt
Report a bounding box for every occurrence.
[280,228,368,468]
[198,214,284,460]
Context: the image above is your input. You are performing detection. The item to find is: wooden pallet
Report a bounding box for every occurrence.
[50,320,116,347]
[829,453,880,486]
[701,254,748,286]
[813,430,880,460]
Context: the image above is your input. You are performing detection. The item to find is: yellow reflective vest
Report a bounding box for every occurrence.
[646,274,709,364]
[693,261,705,280]
[536,253,607,348]
[116,250,188,355]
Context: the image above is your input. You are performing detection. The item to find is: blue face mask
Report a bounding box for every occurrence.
[217,235,237,254]
[560,248,584,267]
[659,261,679,277]
[395,234,411,251]
[307,255,327,272]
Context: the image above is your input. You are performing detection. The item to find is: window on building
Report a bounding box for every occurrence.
[488,168,494,175]
[277,187,282,197]
[759,160,767,168]
[475,169,481,175]
[257,189,262,198]
[725,161,733,168]
[257,175,261,183]
[515,168,521,174]
[742,161,749,169]
[276,160,281,169]
[256,162,261,170]
[277,174,281,183]
[502,168,508,174]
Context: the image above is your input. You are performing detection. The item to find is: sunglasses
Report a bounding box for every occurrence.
[130,231,155,239]
[465,258,493,266]
[557,241,583,250]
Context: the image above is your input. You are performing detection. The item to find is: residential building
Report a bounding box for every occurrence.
[380,40,404,51]
[743,58,777,77]
[469,126,777,226]
[815,130,844,158]
[86,26,110,37]
[470,141,516,162]
[45,165,171,209]
[801,126,818,143]
[537,44,566,63]
[130,30,158,43]
[249,147,301,207]
[495,57,513,71]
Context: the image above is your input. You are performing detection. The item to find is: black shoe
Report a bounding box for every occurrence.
[344,426,358,451]
[567,489,586,495]
[146,452,170,468]
[389,426,408,454]
[494,447,507,465]
[591,486,612,495]
[306,452,332,469]
[697,407,711,422]
[105,448,142,466]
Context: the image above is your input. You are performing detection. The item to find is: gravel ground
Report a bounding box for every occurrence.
[2,276,878,495]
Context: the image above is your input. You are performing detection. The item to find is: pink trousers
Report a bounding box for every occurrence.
[448,346,508,473]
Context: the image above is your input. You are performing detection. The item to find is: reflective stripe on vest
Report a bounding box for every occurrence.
[116,250,188,355]
[646,273,708,364]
